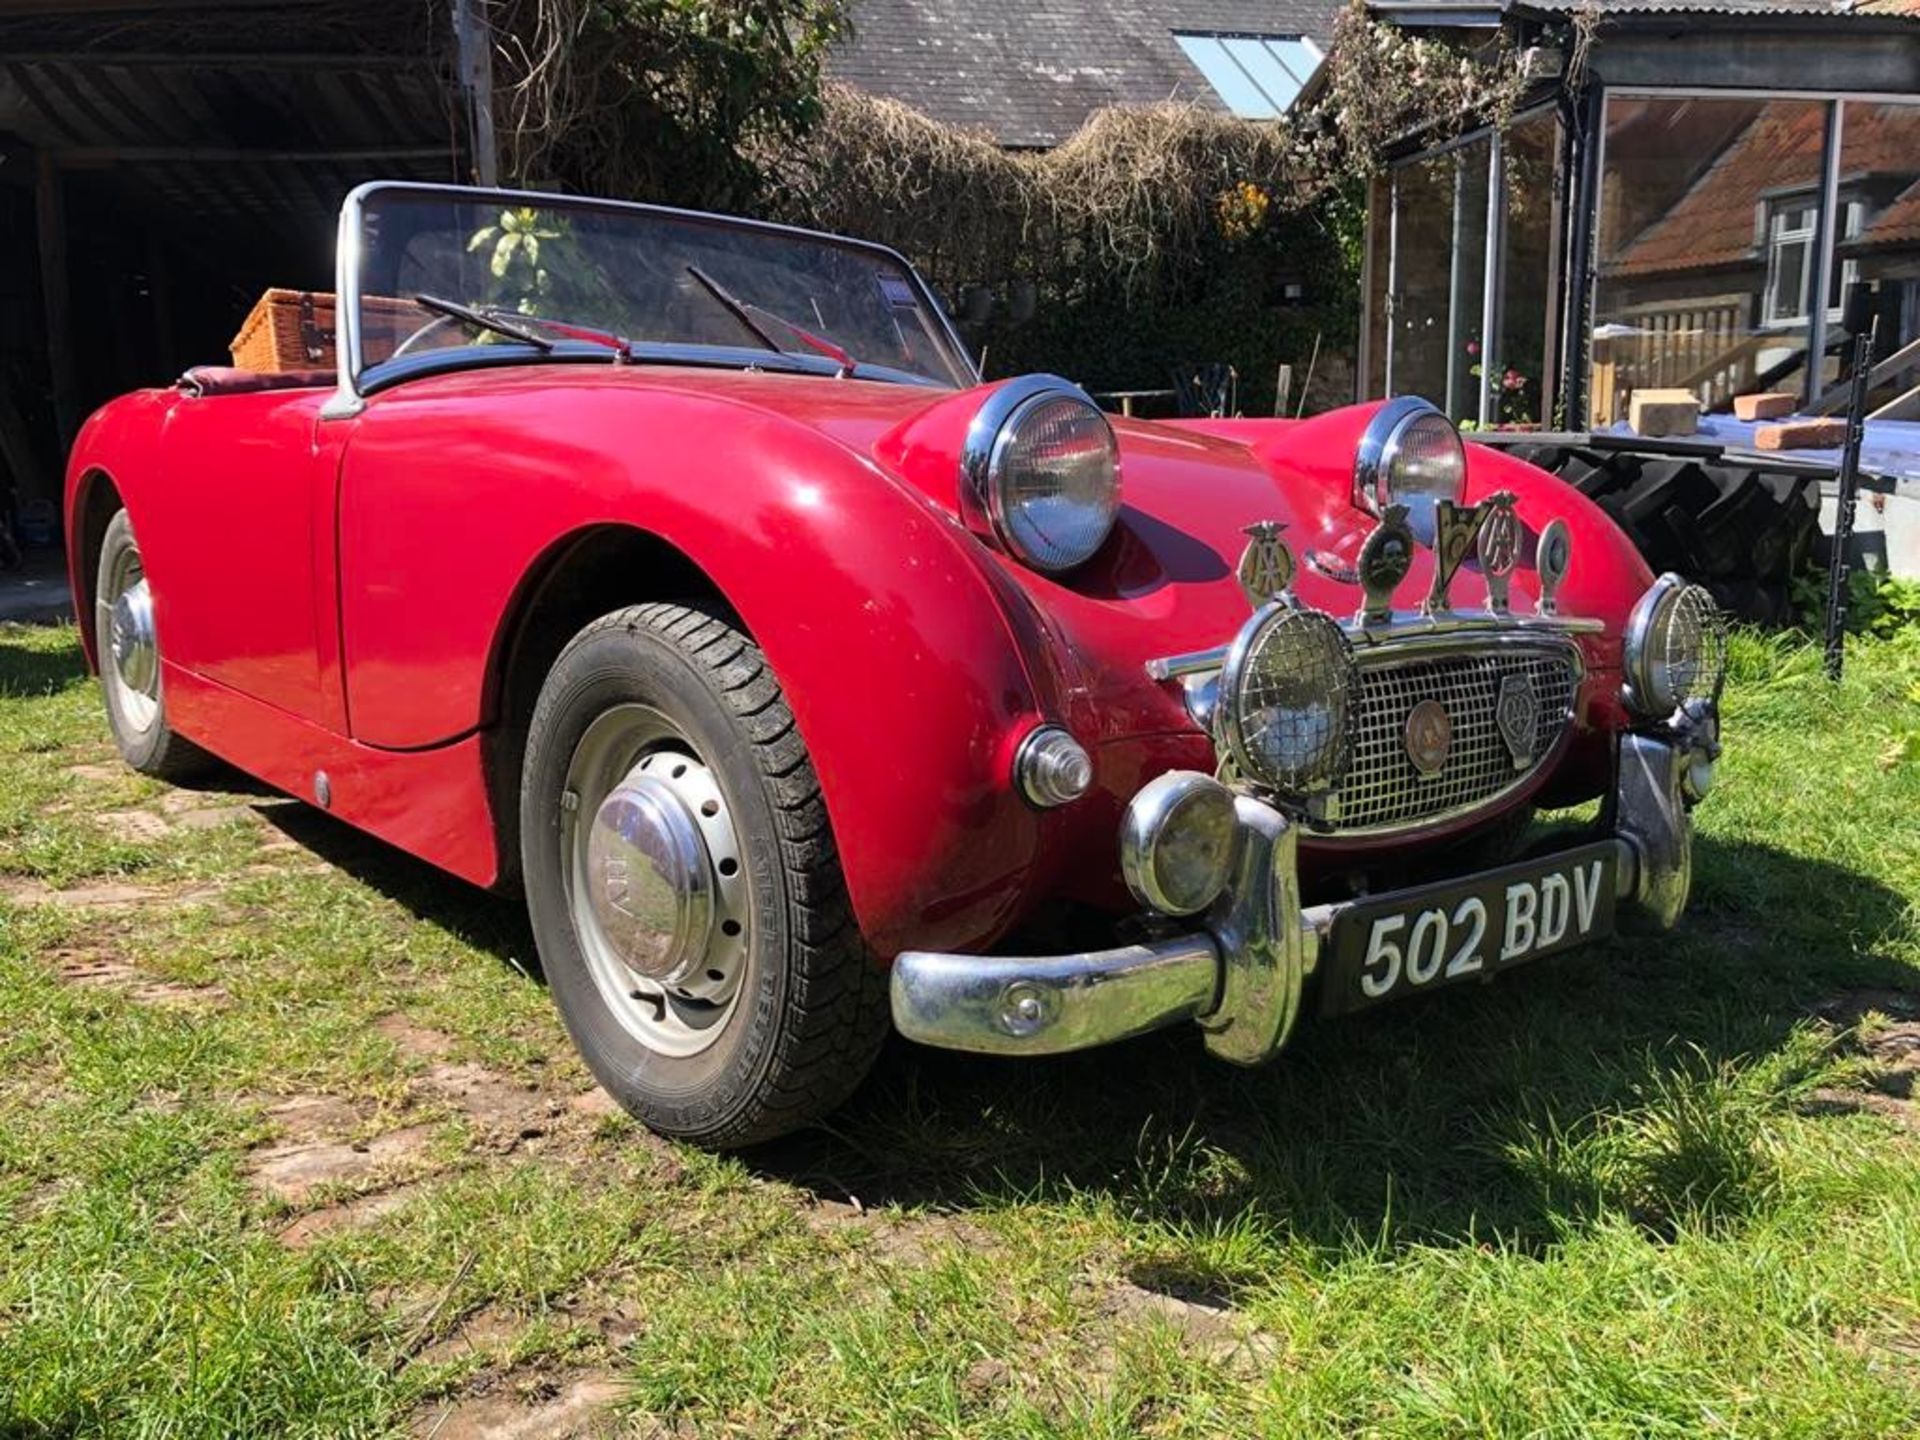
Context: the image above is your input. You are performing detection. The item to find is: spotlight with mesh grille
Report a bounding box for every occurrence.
[1217,601,1356,799]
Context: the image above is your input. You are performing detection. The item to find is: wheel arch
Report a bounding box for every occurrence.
[69,466,125,670]
[482,522,732,893]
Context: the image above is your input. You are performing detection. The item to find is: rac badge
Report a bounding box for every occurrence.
[1237,521,1295,606]
[1496,672,1540,768]
[1403,698,1452,778]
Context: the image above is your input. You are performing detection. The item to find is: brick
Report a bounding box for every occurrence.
[1628,388,1701,438]
[1733,391,1798,421]
[1754,418,1848,450]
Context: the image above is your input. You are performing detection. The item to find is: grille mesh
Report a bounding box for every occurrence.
[1338,646,1577,833]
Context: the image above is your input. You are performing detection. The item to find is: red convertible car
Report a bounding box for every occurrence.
[65,183,1725,1145]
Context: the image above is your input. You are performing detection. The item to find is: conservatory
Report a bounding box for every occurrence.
[1360,1,1920,445]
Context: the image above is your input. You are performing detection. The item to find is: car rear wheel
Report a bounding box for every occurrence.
[519,602,889,1146]
[94,508,213,781]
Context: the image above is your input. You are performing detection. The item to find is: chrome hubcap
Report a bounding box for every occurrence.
[563,706,750,1057]
[98,545,160,735]
[109,580,158,698]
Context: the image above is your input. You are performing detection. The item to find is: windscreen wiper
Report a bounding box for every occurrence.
[413,293,554,350]
[684,265,857,377]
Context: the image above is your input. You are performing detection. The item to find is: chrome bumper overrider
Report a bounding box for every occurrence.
[890,725,1708,1063]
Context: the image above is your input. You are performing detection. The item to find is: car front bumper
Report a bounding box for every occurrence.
[889,724,1709,1064]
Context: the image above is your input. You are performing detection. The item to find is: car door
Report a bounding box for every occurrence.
[136,388,346,733]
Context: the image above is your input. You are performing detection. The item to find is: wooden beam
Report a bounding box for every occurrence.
[451,0,498,186]
[5,52,433,71]
[55,145,451,165]
[33,149,76,493]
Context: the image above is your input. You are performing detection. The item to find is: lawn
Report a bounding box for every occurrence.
[1,619,1917,1439]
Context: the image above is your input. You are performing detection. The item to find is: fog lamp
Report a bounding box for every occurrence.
[1624,575,1727,717]
[1120,770,1237,917]
[1016,724,1093,808]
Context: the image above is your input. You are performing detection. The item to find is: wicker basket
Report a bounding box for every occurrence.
[230,289,338,372]
[229,290,420,372]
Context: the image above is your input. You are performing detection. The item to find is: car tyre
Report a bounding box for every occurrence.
[95,508,214,781]
[520,602,889,1147]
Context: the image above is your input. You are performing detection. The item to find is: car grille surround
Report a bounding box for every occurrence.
[1334,643,1579,835]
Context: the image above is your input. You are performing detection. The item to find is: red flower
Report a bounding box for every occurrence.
[1465,340,1480,357]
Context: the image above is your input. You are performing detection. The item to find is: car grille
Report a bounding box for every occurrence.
[1336,645,1578,835]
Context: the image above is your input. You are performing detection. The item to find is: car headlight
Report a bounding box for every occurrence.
[962,375,1121,573]
[1219,603,1355,795]
[1624,574,1727,716]
[1354,396,1465,533]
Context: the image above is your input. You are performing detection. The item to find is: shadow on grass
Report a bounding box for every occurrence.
[257,802,537,975]
[249,765,1917,1263]
[0,626,89,699]
[760,834,1918,1262]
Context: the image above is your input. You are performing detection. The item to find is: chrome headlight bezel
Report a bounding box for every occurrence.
[961,374,1121,574]
[1354,395,1466,534]
[1218,601,1356,798]
[1623,573,1727,717]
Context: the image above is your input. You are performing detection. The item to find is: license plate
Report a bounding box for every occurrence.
[1321,842,1617,1016]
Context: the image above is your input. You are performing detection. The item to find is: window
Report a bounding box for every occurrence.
[1172,33,1322,119]
[1765,197,1862,327]
[1763,202,1816,327]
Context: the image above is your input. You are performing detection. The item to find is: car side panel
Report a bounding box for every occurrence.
[132,388,341,728]
[162,659,497,885]
[335,379,1051,957]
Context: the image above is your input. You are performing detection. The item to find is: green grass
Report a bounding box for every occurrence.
[1,619,1918,1437]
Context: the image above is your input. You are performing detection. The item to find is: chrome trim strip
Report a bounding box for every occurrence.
[1146,609,1603,681]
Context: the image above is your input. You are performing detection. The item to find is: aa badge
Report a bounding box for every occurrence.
[1478,491,1520,613]
[1237,521,1295,606]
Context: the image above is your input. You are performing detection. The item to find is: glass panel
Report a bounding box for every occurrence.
[349,188,973,390]
[1364,173,1390,398]
[1495,108,1559,429]
[1591,95,1827,426]
[1828,101,1920,413]
[1219,37,1301,112]
[1388,135,1491,423]
[1173,35,1281,120]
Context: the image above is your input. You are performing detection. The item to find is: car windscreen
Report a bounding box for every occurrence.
[347,188,975,390]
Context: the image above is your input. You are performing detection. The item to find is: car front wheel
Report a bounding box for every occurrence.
[519,602,889,1146]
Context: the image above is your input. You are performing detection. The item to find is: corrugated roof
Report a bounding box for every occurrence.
[829,0,1342,148]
